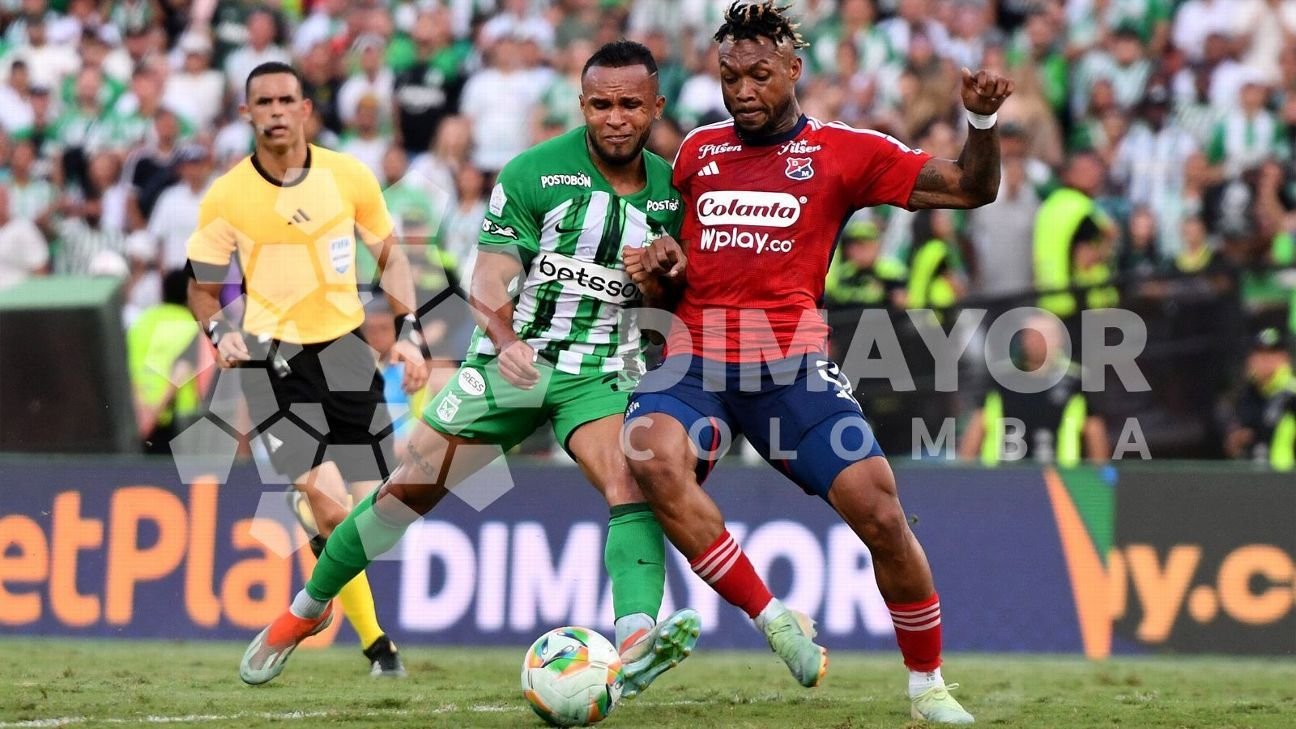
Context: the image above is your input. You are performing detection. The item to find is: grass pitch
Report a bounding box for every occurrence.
[1,639,1293,728]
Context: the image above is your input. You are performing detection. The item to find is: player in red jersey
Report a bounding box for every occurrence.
[622,2,1011,724]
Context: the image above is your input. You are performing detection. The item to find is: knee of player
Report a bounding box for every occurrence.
[312,500,349,534]
[624,444,685,491]
[857,502,909,550]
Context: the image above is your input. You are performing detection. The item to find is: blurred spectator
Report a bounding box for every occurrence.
[903,208,966,314]
[1207,75,1281,180]
[459,35,542,174]
[995,56,1064,168]
[881,0,950,60]
[1172,0,1237,63]
[148,144,212,275]
[0,184,50,289]
[0,60,36,134]
[340,94,388,179]
[126,268,204,454]
[1234,0,1296,84]
[1221,327,1295,469]
[223,7,290,100]
[896,31,957,137]
[440,162,488,290]
[122,108,184,224]
[5,139,56,231]
[17,84,56,156]
[77,26,130,92]
[293,0,349,57]
[1117,206,1163,278]
[5,11,79,91]
[1157,151,1218,253]
[1006,9,1068,119]
[647,115,684,161]
[122,228,160,327]
[534,38,596,141]
[825,215,906,308]
[1111,84,1198,211]
[966,124,1040,295]
[408,113,472,198]
[298,40,345,135]
[86,151,131,234]
[809,0,894,77]
[960,312,1111,466]
[1035,152,1117,319]
[480,0,556,50]
[51,66,113,188]
[1172,31,1246,114]
[163,33,225,131]
[112,65,173,151]
[392,7,469,156]
[676,45,727,129]
[1072,26,1152,119]
[338,33,394,129]
[1164,213,1235,300]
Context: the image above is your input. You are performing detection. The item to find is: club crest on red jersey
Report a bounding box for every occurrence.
[785,157,814,181]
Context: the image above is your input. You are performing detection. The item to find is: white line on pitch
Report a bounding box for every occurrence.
[0,700,717,727]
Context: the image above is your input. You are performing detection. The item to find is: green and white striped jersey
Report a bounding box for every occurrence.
[470,126,683,375]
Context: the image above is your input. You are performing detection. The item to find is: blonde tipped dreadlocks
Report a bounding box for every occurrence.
[714,1,809,49]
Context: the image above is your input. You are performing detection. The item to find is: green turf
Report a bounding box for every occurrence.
[1,639,1293,728]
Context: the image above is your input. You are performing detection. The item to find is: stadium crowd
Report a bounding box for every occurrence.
[0,0,1292,465]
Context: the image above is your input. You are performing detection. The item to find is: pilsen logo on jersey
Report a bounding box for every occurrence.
[785,158,815,181]
[697,142,743,159]
[778,140,822,155]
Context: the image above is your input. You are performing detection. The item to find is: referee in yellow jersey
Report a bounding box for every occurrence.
[186,62,428,677]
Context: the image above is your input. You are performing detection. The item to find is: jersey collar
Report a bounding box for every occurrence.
[734,114,808,147]
[251,145,313,188]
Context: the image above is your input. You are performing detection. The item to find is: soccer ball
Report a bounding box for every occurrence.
[521,626,624,727]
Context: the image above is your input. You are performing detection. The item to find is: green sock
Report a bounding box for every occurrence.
[605,503,666,638]
[305,490,410,601]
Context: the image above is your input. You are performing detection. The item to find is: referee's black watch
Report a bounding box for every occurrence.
[206,319,236,346]
[395,313,425,349]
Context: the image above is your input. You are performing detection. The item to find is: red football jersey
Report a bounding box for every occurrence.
[667,116,931,362]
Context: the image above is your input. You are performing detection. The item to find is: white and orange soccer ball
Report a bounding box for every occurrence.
[521,626,624,727]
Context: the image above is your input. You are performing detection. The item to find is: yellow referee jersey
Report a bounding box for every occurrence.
[186,145,395,344]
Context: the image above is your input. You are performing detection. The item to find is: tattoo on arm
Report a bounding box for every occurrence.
[907,126,1001,209]
[956,127,1000,205]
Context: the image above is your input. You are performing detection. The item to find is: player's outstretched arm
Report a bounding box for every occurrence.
[906,68,1014,210]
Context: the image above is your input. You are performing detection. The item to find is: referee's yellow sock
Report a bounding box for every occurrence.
[338,571,385,651]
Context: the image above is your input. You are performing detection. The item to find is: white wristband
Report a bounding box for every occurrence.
[967,110,997,130]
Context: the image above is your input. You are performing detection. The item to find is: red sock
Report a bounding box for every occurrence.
[888,593,942,672]
[690,531,773,619]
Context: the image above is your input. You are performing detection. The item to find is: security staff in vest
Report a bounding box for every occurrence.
[960,312,1110,466]
[825,215,906,309]
[128,269,205,454]
[1034,153,1118,323]
[1223,328,1296,471]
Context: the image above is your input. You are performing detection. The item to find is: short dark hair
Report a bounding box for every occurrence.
[581,40,658,80]
[714,1,808,49]
[162,269,190,307]
[244,61,304,100]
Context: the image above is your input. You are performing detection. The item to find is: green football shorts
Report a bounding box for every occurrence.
[422,358,639,452]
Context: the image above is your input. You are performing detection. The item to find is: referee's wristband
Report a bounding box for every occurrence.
[206,319,236,346]
[967,110,998,130]
[395,313,424,349]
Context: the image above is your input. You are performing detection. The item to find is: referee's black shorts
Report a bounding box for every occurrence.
[242,328,396,483]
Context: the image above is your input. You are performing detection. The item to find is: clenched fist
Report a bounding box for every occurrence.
[960,68,1014,116]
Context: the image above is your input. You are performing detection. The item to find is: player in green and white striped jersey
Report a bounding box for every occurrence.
[239,40,701,699]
